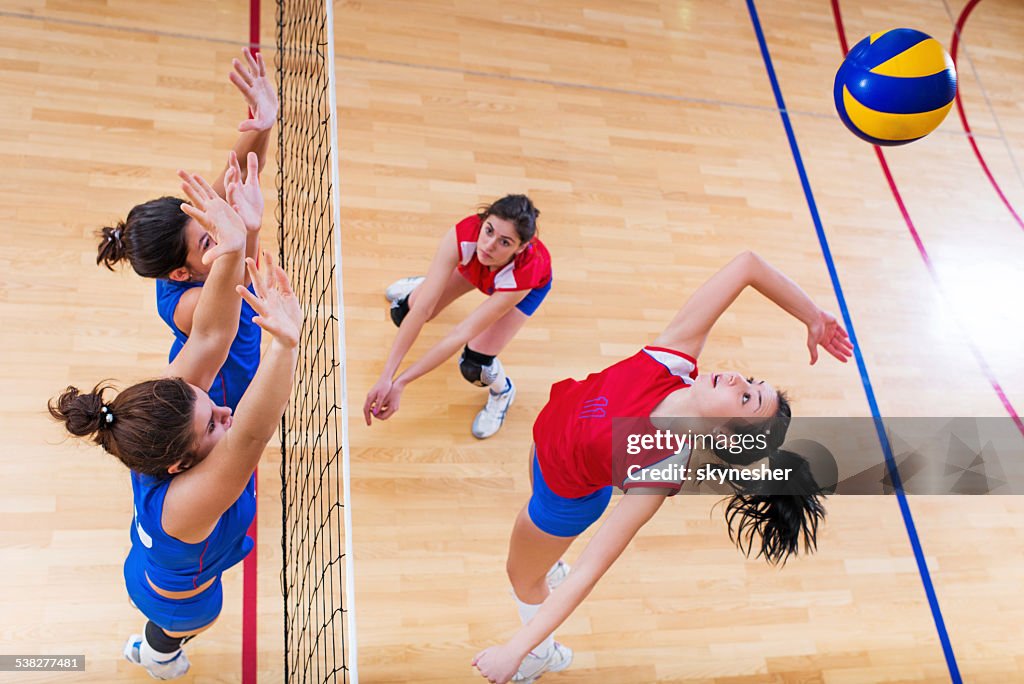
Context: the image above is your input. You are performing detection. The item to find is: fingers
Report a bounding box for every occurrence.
[178,170,211,207]
[363,391,389,424]
[229,71,253,104]
[245,256,268,298]
[180,202,205,225]
[255,52,267,77]
[242,48,260,76]
[194,172,217,199]
[236,284,265,314]
[202,242,231,266]
[232,57,256,87]
[808,343,819,366]
[266,252,297,297]
[245,151,260,182]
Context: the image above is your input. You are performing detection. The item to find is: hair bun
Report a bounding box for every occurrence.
[96,222,128,270]
[48,383,110,438]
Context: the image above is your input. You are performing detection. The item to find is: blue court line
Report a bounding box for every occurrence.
[743,2,962,682]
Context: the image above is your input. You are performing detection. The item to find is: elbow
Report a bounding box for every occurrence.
[736,250,761,264]
[736,250,765,278]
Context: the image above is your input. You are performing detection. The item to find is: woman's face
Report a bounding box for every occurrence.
[694,371,779,420]
[173,219,216,282]
[476,215,524,268]
[187,385,233,462]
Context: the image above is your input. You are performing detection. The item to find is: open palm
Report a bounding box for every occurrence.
[225,151,264,233]
[230,49,278,132]
[178,169,246,264]
[806,309,853,364]
[237,252,303,347]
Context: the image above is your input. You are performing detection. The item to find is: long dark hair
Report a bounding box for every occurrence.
[478,194,540,243]
[723,449,826,565]
[48,379,198,477]
[713,391,827,565]
[96,197,190,278]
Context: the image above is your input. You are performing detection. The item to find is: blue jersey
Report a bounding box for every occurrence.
[156,279,261,411]
[127,471,256,593]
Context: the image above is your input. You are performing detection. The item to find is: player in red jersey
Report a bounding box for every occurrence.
[364,195,552,438]
[472,251,852,683]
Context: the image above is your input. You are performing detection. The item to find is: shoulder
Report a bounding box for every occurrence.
[171,287,203,336]
[454,214,482,240]
[639,346,698,383]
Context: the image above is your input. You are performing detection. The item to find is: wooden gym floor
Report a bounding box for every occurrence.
[2,0,1022,682]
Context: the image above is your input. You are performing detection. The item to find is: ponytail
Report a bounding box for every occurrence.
[95,197,190,278]
[48,379,198,477]
[96,223,128,270]
[723,449,826,566]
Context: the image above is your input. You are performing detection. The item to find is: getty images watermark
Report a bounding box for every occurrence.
[612,416,1024,496]
[621,428,795,487]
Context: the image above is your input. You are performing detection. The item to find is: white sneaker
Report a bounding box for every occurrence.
[385,276,425,303]
[512,642,573,683]
[123,634,191,680]
[546,560,570,590]
[471,378,515,439]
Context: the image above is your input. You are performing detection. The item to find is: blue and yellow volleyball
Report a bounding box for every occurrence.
[834,28,957,146]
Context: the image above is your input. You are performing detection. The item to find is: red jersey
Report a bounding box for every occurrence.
[455,215,552,294]
[532,347,698,498]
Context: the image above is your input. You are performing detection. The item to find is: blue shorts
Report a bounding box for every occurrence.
[528,451,612,538]
[124,550,223,633]
[514,279,551,317]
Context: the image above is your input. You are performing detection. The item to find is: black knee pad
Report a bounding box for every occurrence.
[459,345,496,386]
[145,621,190,653]
[389,296,410,327]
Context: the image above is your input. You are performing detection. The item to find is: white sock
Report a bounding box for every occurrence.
[482,359,508,395]
[140,638,180,666]
[512,591,555,657]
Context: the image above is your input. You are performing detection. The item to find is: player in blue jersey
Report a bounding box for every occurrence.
[95,49,276,410]
[50,170,302,680]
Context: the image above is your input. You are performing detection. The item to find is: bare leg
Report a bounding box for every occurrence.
[506,505,576,605]
[469,305,530,356]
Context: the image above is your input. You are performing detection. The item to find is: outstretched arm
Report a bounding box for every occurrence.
[363,227,460,424]
[170,150,265,335]
[370,289,525,423]
[164,171,248,389]
[473,493,668,684]
[164,252,302,540]
[653,251,852,364]
[225,150,265,278]
[211,50,278,198]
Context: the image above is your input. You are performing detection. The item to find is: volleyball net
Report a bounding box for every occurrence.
[276,0,356,680]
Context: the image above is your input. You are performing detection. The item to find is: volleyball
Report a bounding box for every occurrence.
[833,28,957,146]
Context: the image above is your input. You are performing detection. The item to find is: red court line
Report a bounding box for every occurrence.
[242,2,261,683]
[950,0,1024,231]
[830,0,1024,438]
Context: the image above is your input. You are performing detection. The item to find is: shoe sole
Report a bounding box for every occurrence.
[384,277,425,303]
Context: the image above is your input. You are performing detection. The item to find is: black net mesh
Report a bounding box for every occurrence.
[276,1,350,681]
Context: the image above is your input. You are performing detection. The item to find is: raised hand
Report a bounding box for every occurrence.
[230,49,278,133]
[806,308,853,364]
[225,151,264,233]
[236,252,303,348]
[178,169,246,264]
